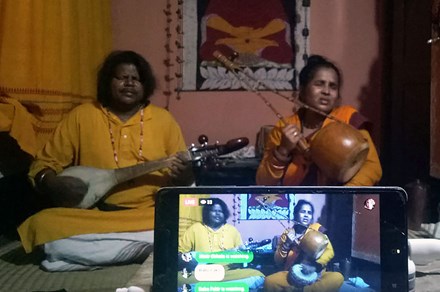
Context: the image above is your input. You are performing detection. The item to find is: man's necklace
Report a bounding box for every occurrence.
[107,107,144,168]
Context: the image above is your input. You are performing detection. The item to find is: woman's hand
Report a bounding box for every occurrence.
[279,228,296,253]
[301,262,317,275]
[274,125,303,162]
[279,125,303,152]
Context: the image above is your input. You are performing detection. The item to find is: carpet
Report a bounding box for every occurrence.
[0,239,144,292]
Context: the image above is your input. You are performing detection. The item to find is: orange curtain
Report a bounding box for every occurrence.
[0,0,112,152]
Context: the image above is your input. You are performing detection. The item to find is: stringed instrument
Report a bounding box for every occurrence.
[213,51,370,183]
[59,137,249,209]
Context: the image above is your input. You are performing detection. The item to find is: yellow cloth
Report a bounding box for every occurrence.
[178,222,264,285]
[0,96,39,156]
[256,106,382,186]
[263,270,344,292]
[0,0,112,149]
[18,102,187,253]
[179,223,243,253]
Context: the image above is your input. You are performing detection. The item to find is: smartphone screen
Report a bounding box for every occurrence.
[154,187,408,292]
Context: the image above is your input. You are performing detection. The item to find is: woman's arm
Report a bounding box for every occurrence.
[256,122,297,185]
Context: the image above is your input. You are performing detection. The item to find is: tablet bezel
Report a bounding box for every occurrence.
[153,186,408,292]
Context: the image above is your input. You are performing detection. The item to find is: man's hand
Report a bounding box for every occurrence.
[169,152,194,186]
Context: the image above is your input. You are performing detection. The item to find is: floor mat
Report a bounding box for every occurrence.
[0,240,143,292]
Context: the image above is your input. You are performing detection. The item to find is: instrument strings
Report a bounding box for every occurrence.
[212,51,343,124]
[213,51,288,125]
[255,197,304,230]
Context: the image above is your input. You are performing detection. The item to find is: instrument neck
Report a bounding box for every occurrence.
[113,151,192,184]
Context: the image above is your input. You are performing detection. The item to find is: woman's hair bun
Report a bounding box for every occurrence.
[305,55,328,66]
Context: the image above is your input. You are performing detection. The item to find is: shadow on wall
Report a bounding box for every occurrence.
[356,1,385,149]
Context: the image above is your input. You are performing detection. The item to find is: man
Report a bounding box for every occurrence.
[18,51,194,271]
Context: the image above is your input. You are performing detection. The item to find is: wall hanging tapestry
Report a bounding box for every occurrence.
[180,0,310,91]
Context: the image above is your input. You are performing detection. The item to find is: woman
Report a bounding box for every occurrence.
[256,55,382,186]
[18,50,193,271]
[178,198,265,291]
[264,199,344,292]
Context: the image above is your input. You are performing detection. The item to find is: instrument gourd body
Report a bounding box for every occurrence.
[58,137,249,209]
[213,50,371,184]
[309,122,369,183]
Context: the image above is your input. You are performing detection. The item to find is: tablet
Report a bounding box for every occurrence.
[153,186,408,292]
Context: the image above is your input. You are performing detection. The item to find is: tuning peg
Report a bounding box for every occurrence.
[198,134,208,145]
[428,36,440,44]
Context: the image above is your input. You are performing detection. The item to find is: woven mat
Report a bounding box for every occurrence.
[0,239,144,292]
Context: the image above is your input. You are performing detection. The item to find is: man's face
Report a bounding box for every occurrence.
[110,63,144,110]
[208,204,225,228]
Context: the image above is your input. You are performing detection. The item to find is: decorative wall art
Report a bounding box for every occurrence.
[239,193,296,221]
[179,0,310,92]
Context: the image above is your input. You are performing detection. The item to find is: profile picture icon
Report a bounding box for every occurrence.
[364,198,376,210]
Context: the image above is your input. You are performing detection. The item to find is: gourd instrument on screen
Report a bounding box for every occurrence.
[58,137,249,209]
[213,51,369,183]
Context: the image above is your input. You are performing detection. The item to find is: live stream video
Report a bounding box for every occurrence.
[177,193,380,292]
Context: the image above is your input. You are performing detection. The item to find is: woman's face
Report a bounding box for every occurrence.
[110,63,144,111]
[207,204,225,228]
[301,67,339,114]
[297,204,313,226]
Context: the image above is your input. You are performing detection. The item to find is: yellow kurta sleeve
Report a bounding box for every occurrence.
[28,104,80,182]
[179,222,198,253]
[255,121,287,185]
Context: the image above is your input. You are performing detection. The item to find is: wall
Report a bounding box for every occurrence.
[111,0,382,148]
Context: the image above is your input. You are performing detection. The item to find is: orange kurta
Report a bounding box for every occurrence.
[256,106,382,186]
[18,102,187,253]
